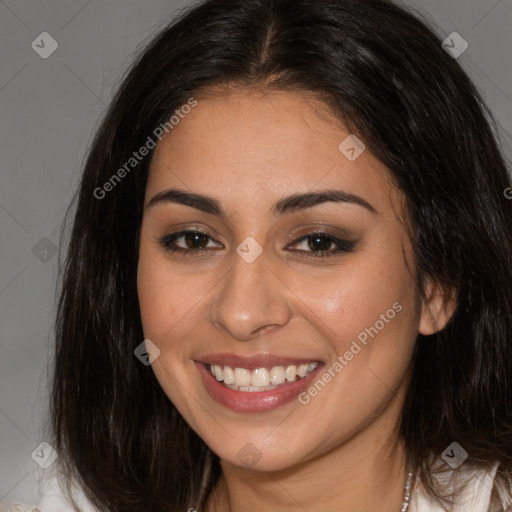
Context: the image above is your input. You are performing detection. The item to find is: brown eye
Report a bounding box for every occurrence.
[290,232,356,257]
[307,234,335,252]
[159,230,222,253]
[182,231,209,249]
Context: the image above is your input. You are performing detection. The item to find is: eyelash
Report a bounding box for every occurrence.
[158,229,356,258]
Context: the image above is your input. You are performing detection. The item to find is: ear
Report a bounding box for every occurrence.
[418,277,458,335]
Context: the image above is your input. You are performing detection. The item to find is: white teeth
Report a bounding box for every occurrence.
[223,366,235,385]
[230,384,280,392]
[285,365,297,382]
[234,367,251,387]
[251,368,270,387]
[207,362,319,391]
[270,366,286,385]
[214,365,223,381]
[297,364,308,378]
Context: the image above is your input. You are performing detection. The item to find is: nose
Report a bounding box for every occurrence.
[209,251,292,341]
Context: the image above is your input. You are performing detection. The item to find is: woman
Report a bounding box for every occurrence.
[22,0,512,510]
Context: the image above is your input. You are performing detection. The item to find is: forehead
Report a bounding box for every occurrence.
[146,90,401,218]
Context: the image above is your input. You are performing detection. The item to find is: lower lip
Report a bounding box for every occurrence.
[195,362,323,412]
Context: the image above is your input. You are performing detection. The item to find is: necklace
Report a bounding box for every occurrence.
[400,470,414,512]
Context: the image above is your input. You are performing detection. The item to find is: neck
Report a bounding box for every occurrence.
[206,400,409,512]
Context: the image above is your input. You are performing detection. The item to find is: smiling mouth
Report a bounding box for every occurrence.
[206,362,319,392]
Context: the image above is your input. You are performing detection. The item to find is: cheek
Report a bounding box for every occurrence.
[290,262,418,433]
[286,250,417,356]
[136,244,203,416]
[137,243,210,341]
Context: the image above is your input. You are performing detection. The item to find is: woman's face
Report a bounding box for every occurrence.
[137,90,435,471]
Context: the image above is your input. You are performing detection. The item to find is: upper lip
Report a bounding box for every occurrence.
[196,353,321,369]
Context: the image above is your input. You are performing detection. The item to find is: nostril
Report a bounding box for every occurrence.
[253,324,279,336]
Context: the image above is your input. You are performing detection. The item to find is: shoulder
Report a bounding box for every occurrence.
[409,461,503,512]
[33,467,99,512]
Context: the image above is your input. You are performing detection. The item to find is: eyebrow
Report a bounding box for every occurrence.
[146,187,377,216]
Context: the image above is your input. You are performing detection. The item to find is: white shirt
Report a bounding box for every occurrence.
[409,461,500,512]
[8,461,501,511]
[35,468,97,512]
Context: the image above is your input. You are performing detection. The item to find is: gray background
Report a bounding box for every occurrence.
[0,0,510,508]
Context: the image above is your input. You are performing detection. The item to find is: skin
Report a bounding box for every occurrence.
[137,89,456,512]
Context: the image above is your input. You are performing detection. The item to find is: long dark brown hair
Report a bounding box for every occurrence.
[49,0,512,510]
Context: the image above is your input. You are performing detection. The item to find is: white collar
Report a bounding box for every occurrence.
[409,461,500,512]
